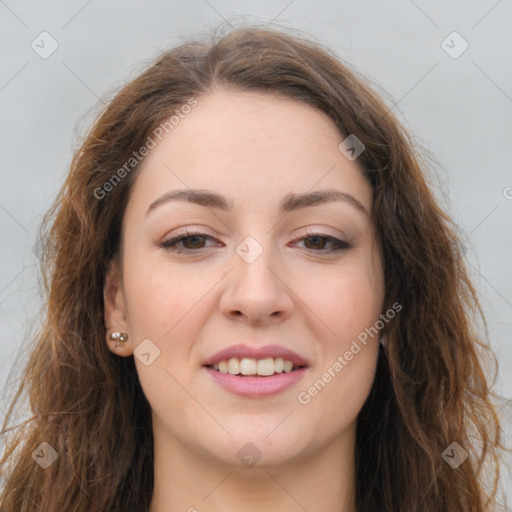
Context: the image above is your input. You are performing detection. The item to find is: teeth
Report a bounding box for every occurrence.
[227,358,240,374]
[257,357,274,376]
[218,360,227,374]
[240,357,257,375]
[283,360,293,373]
[210,357,300,376]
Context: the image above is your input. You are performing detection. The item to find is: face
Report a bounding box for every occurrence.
[104,89,385,469]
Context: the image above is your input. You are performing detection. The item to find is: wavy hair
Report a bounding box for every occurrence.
[0,24,508,511]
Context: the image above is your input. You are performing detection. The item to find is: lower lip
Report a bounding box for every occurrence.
[204,367,307,398]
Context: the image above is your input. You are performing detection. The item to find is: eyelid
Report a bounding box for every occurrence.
[164,227,216,239]
[159,228,218,247]
[290,229,350,251]
[300,226,347,239]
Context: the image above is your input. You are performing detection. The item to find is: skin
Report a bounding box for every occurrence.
[104,88,385,512]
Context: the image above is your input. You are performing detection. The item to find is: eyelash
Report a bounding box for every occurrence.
[158,229,350,254]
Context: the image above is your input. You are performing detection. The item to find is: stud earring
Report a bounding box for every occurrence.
[110,332,129,347]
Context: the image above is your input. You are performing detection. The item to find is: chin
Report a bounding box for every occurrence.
[203,426,309,469]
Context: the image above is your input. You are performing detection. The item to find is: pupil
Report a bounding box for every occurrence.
[307,236,324,249]
[185,235,204,248]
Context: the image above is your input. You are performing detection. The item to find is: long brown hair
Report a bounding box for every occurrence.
[0,24,507,511]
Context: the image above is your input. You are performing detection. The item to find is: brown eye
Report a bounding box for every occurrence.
[180,234,207,249]
[295,233,350,253]
[303,235,328,250]
[159,231,218,253]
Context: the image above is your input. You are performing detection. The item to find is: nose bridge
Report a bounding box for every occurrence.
[220,232,293,323]
[233,233,280,293]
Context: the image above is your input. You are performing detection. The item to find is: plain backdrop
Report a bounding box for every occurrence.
[1,0,511,506]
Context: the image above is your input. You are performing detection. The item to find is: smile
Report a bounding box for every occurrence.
[202,344,309,397]
[206,356,304,376]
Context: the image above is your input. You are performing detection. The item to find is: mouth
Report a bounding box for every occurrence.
[204,357,307,377]
[203,357,308,398]
[202,344,310,397]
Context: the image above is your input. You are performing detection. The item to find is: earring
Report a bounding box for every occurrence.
[379,335,387,347]
[110,332,129,347]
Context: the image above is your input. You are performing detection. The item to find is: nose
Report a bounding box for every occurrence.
[219,240,294,326]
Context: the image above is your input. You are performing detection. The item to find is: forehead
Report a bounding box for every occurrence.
[163,89,344,163]
[126,89,372,217]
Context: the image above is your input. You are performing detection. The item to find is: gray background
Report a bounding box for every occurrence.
[1,0,511,506]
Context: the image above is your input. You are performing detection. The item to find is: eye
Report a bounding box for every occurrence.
[293,232,350,253]
[299,233,350,252]
[158,230,219,253]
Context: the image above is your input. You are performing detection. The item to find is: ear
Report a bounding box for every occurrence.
[104,261,133,357]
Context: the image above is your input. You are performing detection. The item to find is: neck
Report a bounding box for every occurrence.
[148,421,357,512]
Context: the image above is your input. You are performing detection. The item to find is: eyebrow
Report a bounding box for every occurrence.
[146,188,368,217]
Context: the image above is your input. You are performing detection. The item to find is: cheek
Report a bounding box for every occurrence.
[121,255,213,388]
[123,272,176,337]
[306,257,384,339]
[335,276,382,337]
[294,271,381,445]
[298,252,382,392]
[122,259,204,419]
[297,346,378,448]
[122,255,202,338]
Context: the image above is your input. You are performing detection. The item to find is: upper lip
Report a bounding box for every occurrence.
[203,344,309,367]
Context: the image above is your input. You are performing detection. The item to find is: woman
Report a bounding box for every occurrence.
[0,25,507,511]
